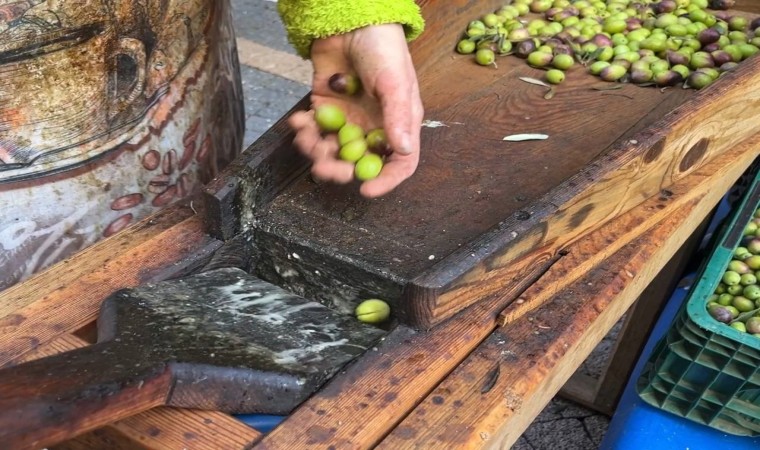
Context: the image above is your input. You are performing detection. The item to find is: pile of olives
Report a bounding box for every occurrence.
[456,0,760,89]
[314,104,389,181]
[706,207,760,337]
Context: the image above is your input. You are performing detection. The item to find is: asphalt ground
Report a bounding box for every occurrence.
[231,1,614,448]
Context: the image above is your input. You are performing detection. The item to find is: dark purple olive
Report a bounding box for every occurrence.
[698,28,721,46]
[712,50,733,65]
[329,73,362,96]
[720,61,739,71]
[653,70,683,86]
[666,50,689,65]
[630,68,654,83]
[544,7,562,18]
[703,43,720,53]
[592,33,613,48]
[710,1,735,12]
[709,306,734,323]
[515,40,538,58]
[554,44,574,55]
[751,18,760,31]
[652,0,677,14]
[626,18,643,31]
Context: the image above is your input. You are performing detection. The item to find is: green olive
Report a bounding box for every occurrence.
[476,48,496,66]
[355,153,384,181]
[743,285,760,301]
[355,299,391,323]
[723,271,742,286]
[527,51,553,67]
[552,54,575,70]
[747,317,760,334]
[718,293,734,306]
[546,69,566,84]
[339,139,368,163]
[732,296,756,313]
[731,321,747,333]
[457,39,477,54]
[338,123,365,146]
[314,104,347,132]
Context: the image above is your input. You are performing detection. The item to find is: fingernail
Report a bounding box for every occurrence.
[398,132,412,155]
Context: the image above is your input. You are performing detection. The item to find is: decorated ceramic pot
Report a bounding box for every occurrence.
[0,0,245,289]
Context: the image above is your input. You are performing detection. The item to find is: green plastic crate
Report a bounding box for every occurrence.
[637,168,760,437]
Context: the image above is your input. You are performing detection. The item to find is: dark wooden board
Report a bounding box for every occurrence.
[205,0,760,328]
[0,268,383,449]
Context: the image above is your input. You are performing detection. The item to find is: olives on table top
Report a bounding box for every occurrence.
[455,0,759,91]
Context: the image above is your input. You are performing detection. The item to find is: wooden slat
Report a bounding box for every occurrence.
[19,334,261,450]
[0,205,194,318]
[560,228,707,415]
[497,135,760,326]
[377,136,758,449]
[0,208,221,368]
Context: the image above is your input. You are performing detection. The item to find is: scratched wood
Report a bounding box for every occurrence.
[376,137,759,449]
[205,0,760,328]
[253,134,758,450]
[0,205,221,369]
[15,334,262,450]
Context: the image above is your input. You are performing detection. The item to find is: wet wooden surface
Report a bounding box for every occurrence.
[3,0,760,447]
[206,0,760,328]
[0,134,754,449]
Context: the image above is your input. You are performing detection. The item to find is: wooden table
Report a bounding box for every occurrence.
[0,132,755,450]
[3,0,760,447]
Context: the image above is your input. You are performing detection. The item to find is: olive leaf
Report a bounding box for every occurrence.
[518,77,550,88]
[503,133,549,141]
[592,84,624,91]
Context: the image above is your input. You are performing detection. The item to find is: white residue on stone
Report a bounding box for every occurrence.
[272,339,351,365]
[428,254,435,260]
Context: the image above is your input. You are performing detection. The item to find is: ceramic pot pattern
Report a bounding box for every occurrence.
[0,0,245,290]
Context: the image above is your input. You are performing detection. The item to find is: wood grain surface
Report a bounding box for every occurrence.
[15,334,262,450]
[377,135,759,450]
[0,206,219,370]
[255,134,757,450]
[208,0,760,328]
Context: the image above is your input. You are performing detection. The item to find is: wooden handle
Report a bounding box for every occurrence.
[0,342,173,449]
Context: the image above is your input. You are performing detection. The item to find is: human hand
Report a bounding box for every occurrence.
[288,23,424,198]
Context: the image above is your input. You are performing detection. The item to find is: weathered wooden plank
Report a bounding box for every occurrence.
[377,136,758,449]
[0,210,220,369]
[18,334,262,450]
[224,0,760,329]
[498,136,760,326]
[560,230,707,415]
[253,132,758,450]
[0,205,195,319]
[251,267,543,449]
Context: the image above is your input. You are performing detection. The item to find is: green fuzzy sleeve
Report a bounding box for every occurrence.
[277,0,425,59]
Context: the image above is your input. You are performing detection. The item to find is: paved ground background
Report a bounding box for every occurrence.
[230,1,617,447]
